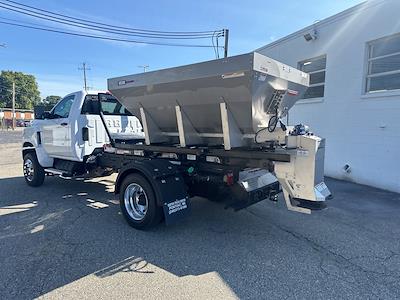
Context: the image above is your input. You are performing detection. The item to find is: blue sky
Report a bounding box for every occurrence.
[0,0,364,98]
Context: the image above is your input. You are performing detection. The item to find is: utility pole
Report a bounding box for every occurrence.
[224,29,229,58]
[12,81,15,130]
[138,65,149,73]
[79,62,90,91]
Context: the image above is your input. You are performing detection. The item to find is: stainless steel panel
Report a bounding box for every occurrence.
[314,138,326,185]
[108,52,309,146]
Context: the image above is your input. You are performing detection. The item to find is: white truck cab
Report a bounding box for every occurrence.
[22,90,143,185]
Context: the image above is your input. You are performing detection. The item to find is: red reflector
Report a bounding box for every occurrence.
[287,89,299,96]
[224,172,234,186]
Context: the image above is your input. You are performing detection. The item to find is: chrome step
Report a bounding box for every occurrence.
[44,168,72,179]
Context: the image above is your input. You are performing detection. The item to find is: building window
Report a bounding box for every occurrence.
[366,34,400,93]
[298,56,326,99]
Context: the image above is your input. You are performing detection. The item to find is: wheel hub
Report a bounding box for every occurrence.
[124,183,148,221]
[23,158,34,182]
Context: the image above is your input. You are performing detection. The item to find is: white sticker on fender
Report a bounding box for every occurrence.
[167,198,188,215]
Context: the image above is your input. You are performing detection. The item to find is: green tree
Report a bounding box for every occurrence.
[43,95,61,106]
[0,71,41,109]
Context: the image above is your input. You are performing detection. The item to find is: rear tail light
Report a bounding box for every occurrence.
[224,171,235,186]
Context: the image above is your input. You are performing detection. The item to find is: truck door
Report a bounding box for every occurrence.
[41,94,76,159]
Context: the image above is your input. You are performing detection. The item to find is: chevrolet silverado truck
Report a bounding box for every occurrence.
[22,90,142,184]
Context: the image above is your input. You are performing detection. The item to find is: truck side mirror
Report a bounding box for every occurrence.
[41,111,53,119]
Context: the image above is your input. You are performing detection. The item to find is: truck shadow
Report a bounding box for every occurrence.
[1,176,400,299]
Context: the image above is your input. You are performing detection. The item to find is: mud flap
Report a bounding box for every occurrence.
[115,158,191,225]
[156,175,191,225]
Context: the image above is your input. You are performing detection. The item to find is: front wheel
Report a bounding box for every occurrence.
[23,152,45,187]
[119,174,163,230]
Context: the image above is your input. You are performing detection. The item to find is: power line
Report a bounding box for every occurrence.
[2,0,220,35]
[0,3,221,40]
[211,31,218,58]
[0,15,81,33]
[0,20,223,48]
[0,16,208,46]
[0,0,228,53]
[0,0,223,37]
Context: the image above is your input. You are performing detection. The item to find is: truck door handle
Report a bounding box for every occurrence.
[82,127,89,141]
[60,122,68,126]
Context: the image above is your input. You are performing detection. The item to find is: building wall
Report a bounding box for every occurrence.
[257,0,400,193]
[1,110,34,120]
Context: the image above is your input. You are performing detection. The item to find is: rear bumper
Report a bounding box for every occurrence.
[229,181,281,211]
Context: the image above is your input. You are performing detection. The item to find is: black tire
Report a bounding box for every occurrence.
[119,174,163,230]
[23,152,45,187]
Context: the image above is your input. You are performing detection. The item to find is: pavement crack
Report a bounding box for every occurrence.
[245,208,400,288]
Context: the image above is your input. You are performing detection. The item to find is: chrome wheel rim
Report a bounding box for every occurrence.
[23,158,34,182]
[124,183,148,221]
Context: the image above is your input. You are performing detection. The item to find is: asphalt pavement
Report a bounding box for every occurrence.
[0,128,23,144]
[1,133,400,299]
